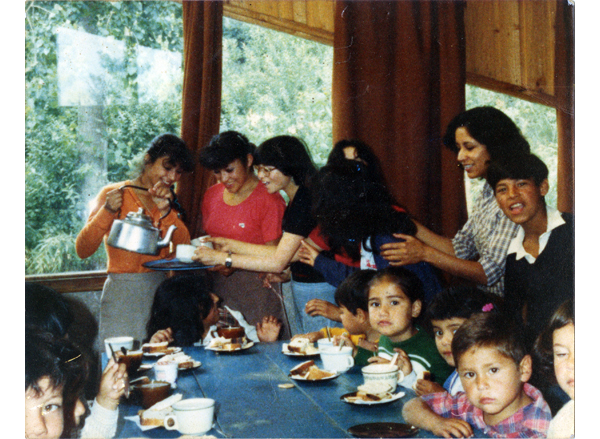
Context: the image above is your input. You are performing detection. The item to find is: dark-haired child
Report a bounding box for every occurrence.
[26,283,127,439]
[26,328,88,439]
[417,286,500,396]
[487,153,574,349]
[365,267,453,389]
[147,274,281,346]
[403,312,551,438]
[534,299,574,438]
[293,270,380,364]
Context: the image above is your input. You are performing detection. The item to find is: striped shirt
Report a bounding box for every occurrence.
[422,383,551,438]
[452,182,518,296]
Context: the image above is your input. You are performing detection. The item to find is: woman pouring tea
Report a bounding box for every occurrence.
[76,133,194,344]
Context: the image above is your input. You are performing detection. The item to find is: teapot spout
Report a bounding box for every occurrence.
[157,225,178,249]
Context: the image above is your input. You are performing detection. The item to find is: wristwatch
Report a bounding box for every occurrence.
[225,251,233,268]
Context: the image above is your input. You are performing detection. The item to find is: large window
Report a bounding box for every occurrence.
[25,1,184,275]
[25,4,334,276]
[465,85,558,213]
[221,17,333,166]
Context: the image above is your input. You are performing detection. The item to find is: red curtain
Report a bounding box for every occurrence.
[332,0,467,237]
[178,1,223,238]
[555,0,574,214]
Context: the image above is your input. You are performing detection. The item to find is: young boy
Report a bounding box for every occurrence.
[403,312,551,438]
[416,286,499,396]
[366,267,453,388]
[292,270,380,365]
[487,153,574,349]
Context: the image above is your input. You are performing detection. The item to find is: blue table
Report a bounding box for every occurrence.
[114,342,440,438]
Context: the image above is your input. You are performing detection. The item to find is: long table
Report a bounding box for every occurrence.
[114,341,443,438]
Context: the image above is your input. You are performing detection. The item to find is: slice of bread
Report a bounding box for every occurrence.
[139,407,173,426]
[306,366,334,380]
[417,370,432,381]
[142,341,169,353]
[138,393,182,426]
[289,360,334,380]
[289,360,315,377]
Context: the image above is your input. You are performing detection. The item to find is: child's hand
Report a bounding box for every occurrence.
[333,333,354,349]
[96,357,128,411]
[304,299,342,322]
[431,418,473,438]
[414,379,445,396]
[256,316,282,342]
[149,328,174,344]
[392,348,413,377]
[357,338,378,352]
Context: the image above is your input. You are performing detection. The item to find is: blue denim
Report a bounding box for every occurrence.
[290,280,343,334]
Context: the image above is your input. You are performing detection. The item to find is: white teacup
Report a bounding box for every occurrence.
[191,235,214,249]
[317,338,334,351]
[154,361,178,387]
[164,398,215,435]
[176,244,196,262]
[361,363,405,391]
[319,346,354,372]
[104,336,134,359]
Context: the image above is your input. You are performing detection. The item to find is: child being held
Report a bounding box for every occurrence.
[403,311,551,438]
[365,266,453,388]
[533,299,574,439]
[147,274,281,346]
[417,286,501,396]
[292,270,380,364]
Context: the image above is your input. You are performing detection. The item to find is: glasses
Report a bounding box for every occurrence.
[255,165,278,174]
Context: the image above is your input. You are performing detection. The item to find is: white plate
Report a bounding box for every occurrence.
[281,343,319,357]
[290,370,340,381]
[341,391,405,405]
[143,347,182,357]
[206,341,254,352]
[178,360,202,370]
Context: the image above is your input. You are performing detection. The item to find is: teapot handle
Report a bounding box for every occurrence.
[118,184,173,221]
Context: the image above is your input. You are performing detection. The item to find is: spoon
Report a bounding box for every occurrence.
[390,352,400,366]
[121,346,128,356]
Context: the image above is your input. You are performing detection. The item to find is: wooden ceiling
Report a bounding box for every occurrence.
[223,0,559,108]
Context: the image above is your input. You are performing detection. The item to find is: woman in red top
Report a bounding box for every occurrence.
[198,131,288,338]
[76,133,194,345]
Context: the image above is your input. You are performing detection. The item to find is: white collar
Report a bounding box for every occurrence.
[507,205,565,262]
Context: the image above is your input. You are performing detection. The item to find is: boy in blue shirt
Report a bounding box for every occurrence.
[416,286,500,396]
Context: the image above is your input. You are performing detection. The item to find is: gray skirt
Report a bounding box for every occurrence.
[98,272,167,347]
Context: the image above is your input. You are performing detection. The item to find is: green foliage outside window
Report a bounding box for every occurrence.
[221,18,333,166]
[25,1,184,274]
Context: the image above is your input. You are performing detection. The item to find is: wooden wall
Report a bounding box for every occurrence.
[465,0,558,107]
[224,0,561,108]
[223,0,335,45]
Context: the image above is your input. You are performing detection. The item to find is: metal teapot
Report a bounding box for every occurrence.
[107,207,177,255]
